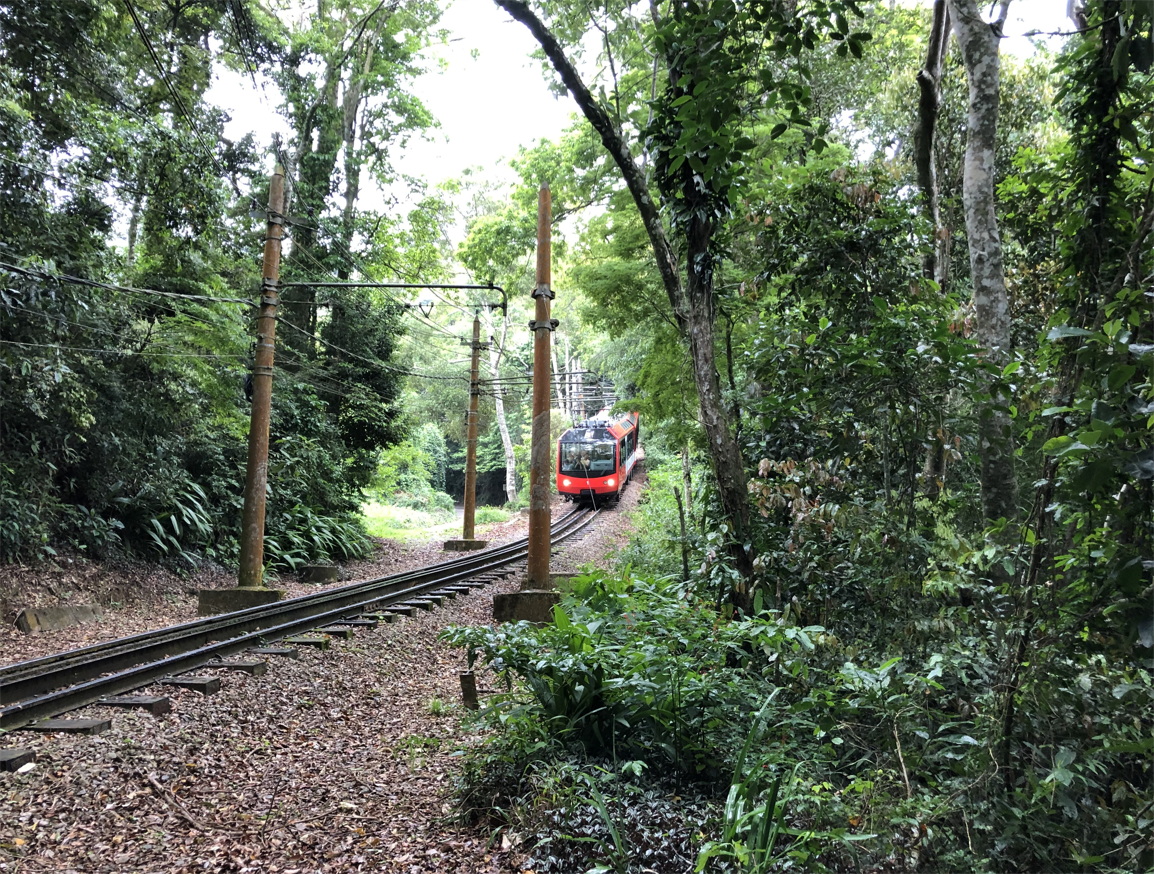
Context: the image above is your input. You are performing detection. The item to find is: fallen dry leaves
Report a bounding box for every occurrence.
[1,485,643,874]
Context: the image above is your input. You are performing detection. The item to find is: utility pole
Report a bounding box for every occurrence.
[199,164,287,615]
[526,186,555,587]
[495,185,558,621]
[445,313,489,552]
[462,312,482,540]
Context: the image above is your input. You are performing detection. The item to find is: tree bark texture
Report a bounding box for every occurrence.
[494,0,754,586]
[915,0,951,288]
[948,0,1018,521]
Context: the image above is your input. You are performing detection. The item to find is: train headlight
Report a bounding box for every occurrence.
[562,478,572,487]
[607,478,615,486]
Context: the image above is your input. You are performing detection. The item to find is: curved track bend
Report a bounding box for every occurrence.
[0,507,596,730]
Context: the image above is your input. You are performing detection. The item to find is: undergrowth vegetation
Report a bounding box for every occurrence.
[444,475,1152,873]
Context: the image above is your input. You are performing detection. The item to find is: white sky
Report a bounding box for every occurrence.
[210,0,1069,198]
[401,0,576,184]
[407,0,1069,184]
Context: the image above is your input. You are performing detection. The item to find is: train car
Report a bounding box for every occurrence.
[557,410,640,504]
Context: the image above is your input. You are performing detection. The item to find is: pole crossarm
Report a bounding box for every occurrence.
[280,282,506,295]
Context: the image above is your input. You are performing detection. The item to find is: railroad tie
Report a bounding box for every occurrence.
[163,675,222,695]
[282,636,331,649]
[249,646,300,659]
[0,749,36,771]
[27,718,112,735]
[212,660,269,676]
[98,696,171,716]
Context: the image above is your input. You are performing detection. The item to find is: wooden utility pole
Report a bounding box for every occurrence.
[199,164,287,614]
[526,186,554,588]
[493,185,559,622]
[462,313,482,540]
[237,165,285,588]
[445,309,491,552]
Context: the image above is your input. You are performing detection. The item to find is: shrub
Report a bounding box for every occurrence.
[474,505,510,525]
[444,571,825,777]
[263,505,371,572]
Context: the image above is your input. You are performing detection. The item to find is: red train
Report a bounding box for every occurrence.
[557,410,640,504]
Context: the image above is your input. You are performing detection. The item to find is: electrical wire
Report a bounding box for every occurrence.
[1,300,248,358]
[0,338,236,361]
[274,317,470,383]
[0,258,257,307]
[0,259,256,307]
[121,0,234,184]
[273,344,410,406]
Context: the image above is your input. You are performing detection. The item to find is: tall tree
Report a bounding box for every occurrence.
[493,0,865,604]
[948,0,1018,521]
[915,0,951,288]
[269,0,441,345]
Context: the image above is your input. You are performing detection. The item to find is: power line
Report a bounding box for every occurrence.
[273,317,469,383]
[0,259,255,307]
[0,339,236,361]
[121,0,233,184]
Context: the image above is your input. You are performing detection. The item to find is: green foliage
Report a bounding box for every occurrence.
[444,572,825,776]
[473,505,510,525]
[696,704,803,874]
[263,505,370,572]
[360,501,454,539]
[369,423,454,514]
[647,0,867,231]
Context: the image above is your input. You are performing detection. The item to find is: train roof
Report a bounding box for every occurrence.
[560,411,638,442]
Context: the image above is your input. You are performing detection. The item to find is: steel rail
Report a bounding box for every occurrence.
[1,506,585,690]
[1,508,595,730]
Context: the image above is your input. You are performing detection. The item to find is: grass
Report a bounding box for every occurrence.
[360,502,512,542]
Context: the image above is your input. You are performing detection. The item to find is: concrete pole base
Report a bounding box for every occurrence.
[197,586,285,616]
[443,539,488,552]
[492,589,560,623]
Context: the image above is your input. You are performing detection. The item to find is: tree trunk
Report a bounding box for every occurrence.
[948,0,1018,521]
[685,217,754,597]
[494,0,753,586]
[126,186,143,266]
[915,0,951,289]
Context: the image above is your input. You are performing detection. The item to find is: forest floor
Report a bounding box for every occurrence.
[0,479,643,874]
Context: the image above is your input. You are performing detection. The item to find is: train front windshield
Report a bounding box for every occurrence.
[559,441,616,476]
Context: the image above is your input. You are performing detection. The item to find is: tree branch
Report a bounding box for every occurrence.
[492,0,685,324]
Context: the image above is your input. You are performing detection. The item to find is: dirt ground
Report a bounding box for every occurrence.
[0,481,644,873]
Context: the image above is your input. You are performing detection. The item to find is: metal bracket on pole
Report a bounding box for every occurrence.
[528,319,560,331]
[531,284,555,300]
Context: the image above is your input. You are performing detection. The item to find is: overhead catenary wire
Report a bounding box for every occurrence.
[0,259,256,308]
[121,0,236,186]
[274,317,470,383]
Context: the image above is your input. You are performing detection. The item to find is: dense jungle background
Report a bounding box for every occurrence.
[1,0,1150,871]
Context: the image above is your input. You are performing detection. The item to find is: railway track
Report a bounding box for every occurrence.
[0,507,597,731]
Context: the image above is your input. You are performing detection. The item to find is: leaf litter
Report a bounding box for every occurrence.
[0,488,641,874]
